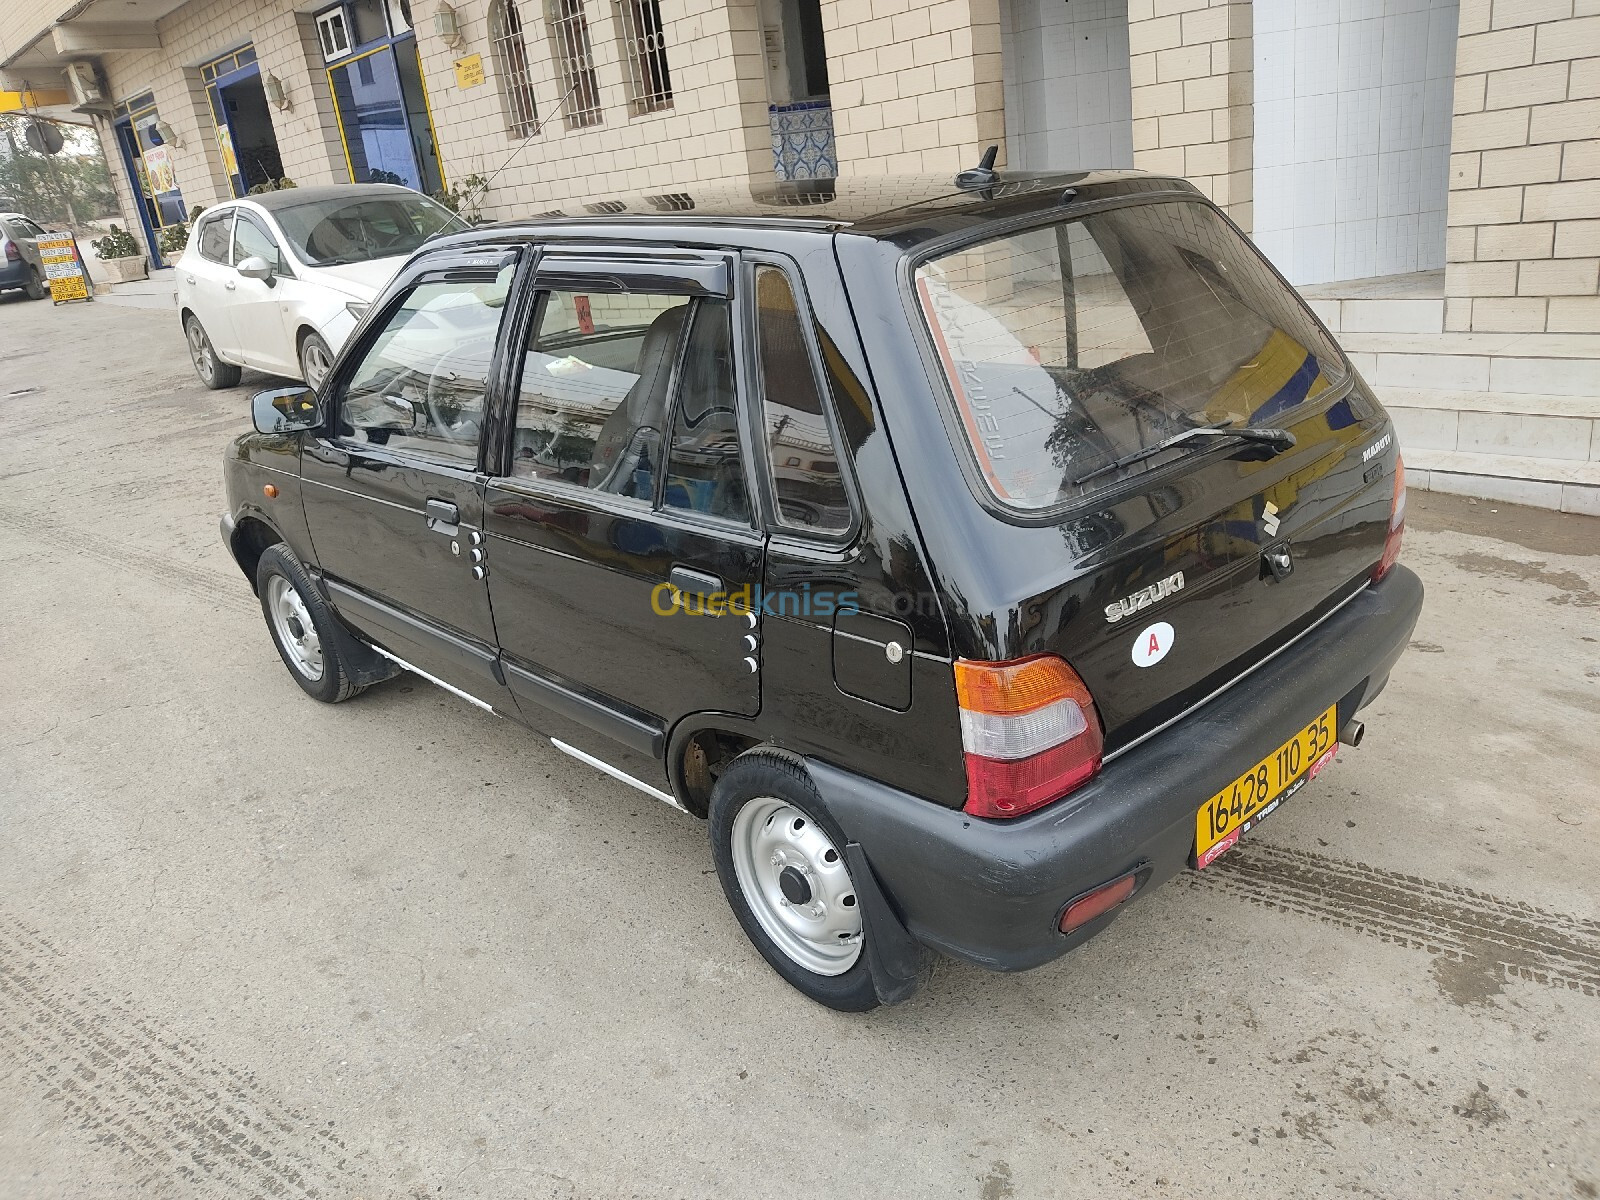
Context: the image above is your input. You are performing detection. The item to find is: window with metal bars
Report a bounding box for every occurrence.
[489,0,540,138]
[545,0,603,128]
[614,0,672,115]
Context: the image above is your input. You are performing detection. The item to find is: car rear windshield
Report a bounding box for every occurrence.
[274,193,467,266]
[913,199,1347,511]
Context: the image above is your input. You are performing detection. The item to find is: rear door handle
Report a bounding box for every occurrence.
[668,566,724,602]
[425,498,460,534]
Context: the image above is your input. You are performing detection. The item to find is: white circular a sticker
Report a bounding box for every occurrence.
[1132,621,1174,668]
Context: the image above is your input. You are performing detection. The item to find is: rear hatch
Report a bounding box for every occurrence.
[912,195,1398,750]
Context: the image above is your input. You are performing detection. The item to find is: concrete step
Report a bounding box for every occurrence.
[1405,448,1600,515]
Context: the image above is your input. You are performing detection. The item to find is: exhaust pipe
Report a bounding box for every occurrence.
[1339,718,1364,748]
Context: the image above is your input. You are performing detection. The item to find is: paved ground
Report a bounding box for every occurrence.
[1,291,1597,1200]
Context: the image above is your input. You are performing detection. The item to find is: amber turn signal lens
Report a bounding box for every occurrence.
[263,484,279,499]
[954,654,1094,716]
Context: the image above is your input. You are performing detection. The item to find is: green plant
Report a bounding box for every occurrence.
[434,173,489,225]
[158,223,190,256]
[92,224,140,260]
[246,177,297,195]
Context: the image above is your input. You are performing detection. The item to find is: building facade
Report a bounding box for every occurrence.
[3,0,1596,507]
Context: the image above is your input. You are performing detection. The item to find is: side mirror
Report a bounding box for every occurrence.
[252,386,320,435]
[237,255,274,284]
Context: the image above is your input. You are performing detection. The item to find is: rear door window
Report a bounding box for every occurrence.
[913,199,1347,511]
[197,212,232,263]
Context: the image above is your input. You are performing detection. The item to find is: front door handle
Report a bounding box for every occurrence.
[668,566,724,603]
[224,280,236,291]
[425,498,459,534]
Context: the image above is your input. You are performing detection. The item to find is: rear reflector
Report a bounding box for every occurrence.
[1373,455,1406,582]
[956,655,1103,819]
[1059,871,1140,933]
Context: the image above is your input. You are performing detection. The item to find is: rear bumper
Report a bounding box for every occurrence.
[808,564,1425,972]
[0,260,29,287]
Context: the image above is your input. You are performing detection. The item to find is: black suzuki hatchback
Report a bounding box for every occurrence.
[222,169,1423,1011]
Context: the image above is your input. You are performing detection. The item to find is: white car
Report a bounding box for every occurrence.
[175,183,467,391]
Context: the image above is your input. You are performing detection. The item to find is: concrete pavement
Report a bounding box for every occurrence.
[0,289,1597,1199]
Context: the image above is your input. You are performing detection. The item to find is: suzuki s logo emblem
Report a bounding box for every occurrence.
[1262,500,1281,538]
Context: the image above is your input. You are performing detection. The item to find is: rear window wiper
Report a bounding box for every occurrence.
[1073,420,1296,487]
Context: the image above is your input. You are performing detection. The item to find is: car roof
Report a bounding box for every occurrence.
[427,169,1201,255]
[238,183,430,212]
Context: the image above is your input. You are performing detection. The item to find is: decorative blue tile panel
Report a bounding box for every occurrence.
[770,100,837,181]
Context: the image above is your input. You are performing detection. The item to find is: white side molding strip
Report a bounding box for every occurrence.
[370,646,499,716]
[551,738,687,813]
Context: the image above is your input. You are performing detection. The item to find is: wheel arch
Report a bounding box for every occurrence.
[664,714,764,819]
[228,511,286,593]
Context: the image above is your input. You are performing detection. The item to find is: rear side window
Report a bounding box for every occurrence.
[914,200,1347,511]
[197,213,231,263]
[512,290,690,497]
[754,266,851,535]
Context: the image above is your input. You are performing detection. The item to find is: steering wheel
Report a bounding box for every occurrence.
[423,344,491,446]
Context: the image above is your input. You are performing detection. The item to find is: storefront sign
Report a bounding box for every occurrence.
[37,233,92,304]
[216,123,238,179]
[454,54,485,89]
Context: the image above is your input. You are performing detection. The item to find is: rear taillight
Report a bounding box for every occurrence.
[3,241,18,263]
[1373,455,1406,582]
[955,655,1103,819]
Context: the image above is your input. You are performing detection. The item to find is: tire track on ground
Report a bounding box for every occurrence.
[0,505,250,614]
[0,921,355,1197]
[1192,841,1600,997]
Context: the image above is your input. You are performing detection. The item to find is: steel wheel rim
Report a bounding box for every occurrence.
[302,340,331,389]
[730,797,862,975]
[187,322,213,380]
[265,575,323,680]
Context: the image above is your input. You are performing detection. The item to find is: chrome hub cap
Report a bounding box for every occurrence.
[265,575,323,680]
[187,323,213,379]
[302,340,331,390]
[731,797,862,975]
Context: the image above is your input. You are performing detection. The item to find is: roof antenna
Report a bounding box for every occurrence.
[955,145,999,189]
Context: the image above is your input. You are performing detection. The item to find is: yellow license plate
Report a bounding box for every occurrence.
[1195,704,1338,868]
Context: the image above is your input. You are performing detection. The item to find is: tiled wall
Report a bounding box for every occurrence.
[1127,0,1254,228]
[1000,0,1135,170]
[1252,0,1460,286]
[1444,0,1600,333]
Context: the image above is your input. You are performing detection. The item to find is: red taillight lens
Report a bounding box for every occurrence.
[1059,872,1140,933]
[1373,455,1406,582]
[956,655,1103,819]
[3,241,19,262]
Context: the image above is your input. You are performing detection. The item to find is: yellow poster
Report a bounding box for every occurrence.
[144,143,176,194]
[216,122,238,179]
[38,233,91,303]
[454,54,485,89]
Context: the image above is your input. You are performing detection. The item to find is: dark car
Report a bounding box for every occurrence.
[221,169,1423,1012]
[0,212,51,299]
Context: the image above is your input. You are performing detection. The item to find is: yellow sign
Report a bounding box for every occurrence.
[216,123,238,179]
[38,233,92,304]
[454,54,485,89]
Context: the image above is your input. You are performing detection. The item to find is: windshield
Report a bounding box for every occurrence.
[914,199,1346,510]
[274,193,467,266]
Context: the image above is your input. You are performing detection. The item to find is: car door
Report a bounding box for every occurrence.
[300,247,522,707]
[482,251,762,779]
[226,209,298,375]
[184,209,238,350]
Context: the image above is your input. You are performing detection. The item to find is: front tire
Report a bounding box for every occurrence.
[185,314,241,389]
[710,754,884,1012]
[255,544,365,703]
[299,331,334,391]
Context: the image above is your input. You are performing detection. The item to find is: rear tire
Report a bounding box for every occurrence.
[255,544,365,703]
[185,314,242,389]
[24,266,46,300]
[709,753,888,1012]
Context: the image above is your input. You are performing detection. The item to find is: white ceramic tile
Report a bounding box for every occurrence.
[1389,405,1461,449]
[1337,87,1381,161]
[1257,0,1296,35]
[1336,217,1381,279]
[1457,413,1596,460]
[1428,471,1566,508]
[1374,351,1491,390]
[1293,224,1338,283]
[1338,20,1385,92]
[1491,357,1600,398]
[1294,95,1339,161]
[1296,26,1341,96]
[1295,159,1339,227]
